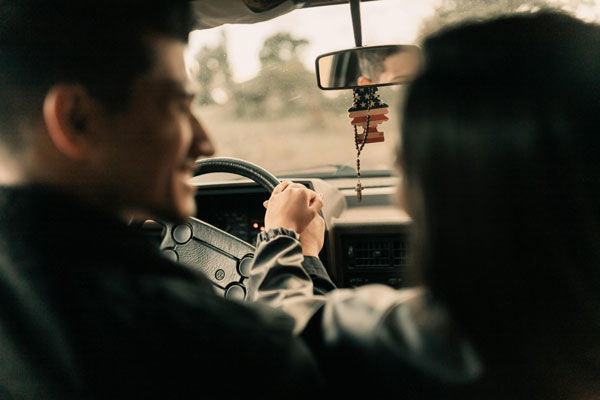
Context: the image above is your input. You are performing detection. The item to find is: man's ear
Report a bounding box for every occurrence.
[43,84,94,160]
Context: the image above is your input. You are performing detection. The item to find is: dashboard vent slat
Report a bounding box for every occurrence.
[341,233,408,288]
[345,236,407,269]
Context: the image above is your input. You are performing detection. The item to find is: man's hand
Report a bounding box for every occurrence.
[299,213,325,257]
[263,181,323,236]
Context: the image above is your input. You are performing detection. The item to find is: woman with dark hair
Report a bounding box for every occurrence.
[253,10,600,399]
[400,11,600,398]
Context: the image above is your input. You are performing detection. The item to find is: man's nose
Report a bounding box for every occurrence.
[191,114,215,157]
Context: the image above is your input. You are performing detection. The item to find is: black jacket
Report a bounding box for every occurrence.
[0,185,320,399]
[0,185,484,399]
[249,220,484,398]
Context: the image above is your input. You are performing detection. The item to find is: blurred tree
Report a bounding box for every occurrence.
[259,32,309,66]
[192,31,233,105]
[232,31,347,120]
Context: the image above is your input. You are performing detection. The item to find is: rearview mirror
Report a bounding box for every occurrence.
[315,45,421,90]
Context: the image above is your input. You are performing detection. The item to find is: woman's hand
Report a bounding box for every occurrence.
[263,181,324,237]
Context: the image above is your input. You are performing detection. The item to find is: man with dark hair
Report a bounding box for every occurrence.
[0,2,324,398]
[357,45,421,86]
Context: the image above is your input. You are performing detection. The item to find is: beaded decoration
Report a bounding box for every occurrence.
[348,86,389,201]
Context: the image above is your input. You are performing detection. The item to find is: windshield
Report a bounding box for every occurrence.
[187,0,600,176]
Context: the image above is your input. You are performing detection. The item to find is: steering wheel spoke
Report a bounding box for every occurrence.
[159,218,255,300]
[145,158,281,301]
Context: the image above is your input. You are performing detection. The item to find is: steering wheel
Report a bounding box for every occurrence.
[151,157,280,301]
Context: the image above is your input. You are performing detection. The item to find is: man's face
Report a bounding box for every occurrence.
[97,36,214,222]
[378,51,420,84]
[357,49,420,86]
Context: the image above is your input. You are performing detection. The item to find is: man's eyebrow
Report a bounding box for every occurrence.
[177,90,196,101]
[161,79,198,99]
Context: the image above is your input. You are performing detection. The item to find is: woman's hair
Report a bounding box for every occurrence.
[400,11,600,396]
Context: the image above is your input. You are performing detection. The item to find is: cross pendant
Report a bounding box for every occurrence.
[355,182,363,202]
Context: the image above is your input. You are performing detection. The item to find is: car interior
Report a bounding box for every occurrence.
[138,0,597,300]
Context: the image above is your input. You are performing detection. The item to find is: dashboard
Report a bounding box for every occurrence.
[195,188,269,245]
[191,174,412,289]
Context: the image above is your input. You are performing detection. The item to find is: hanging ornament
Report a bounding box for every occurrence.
[348,86,389,202]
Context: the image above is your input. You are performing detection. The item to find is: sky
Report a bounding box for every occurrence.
[187,0,600,83]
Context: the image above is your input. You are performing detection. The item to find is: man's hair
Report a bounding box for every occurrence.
[0,1,193,148]
[401,10,600,392]
[357,46,405,82]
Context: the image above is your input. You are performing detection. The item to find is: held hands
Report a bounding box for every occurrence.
[263,181,325,257]
[298,212,325,257]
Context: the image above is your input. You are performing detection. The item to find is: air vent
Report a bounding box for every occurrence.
[344,235,408,269]
[341,233,408,288]
[392,239,409,267]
